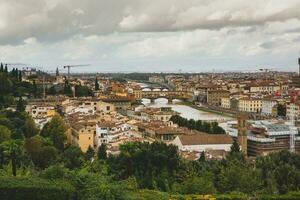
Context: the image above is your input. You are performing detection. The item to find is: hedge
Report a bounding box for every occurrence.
[215,192,300,200]
[0,177,75,200]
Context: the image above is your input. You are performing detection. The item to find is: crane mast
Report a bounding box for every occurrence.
[63,64,90,78]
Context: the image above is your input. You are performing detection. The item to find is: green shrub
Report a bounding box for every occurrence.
[257,192,300,200]
[0,177,75,200]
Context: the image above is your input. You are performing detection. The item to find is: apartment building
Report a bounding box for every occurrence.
[286,103,300,120]
[70,122,96,152]
[221,97,230,109]
[261,99,278,116]
[238,97,262,113]
[207,90,230,106]
[26,103,57,128]
[246,82,280,94]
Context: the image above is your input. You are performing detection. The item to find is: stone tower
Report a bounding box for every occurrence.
[237,112,248,156]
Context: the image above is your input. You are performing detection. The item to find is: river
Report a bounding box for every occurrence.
[140,98,231,122]
[137,82,231,122]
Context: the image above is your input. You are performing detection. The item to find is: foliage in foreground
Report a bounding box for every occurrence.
[1,107,300,199]
[0,176,75,200]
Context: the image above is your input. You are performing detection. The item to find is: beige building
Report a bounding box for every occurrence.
[247,83,280,94]
[221,97,230,109]
[207,90,230,106]
[71,122,96,152]
[286,103,300,120]
[132,86,142,100]
[65,100,115,114]
[238,97,262,113]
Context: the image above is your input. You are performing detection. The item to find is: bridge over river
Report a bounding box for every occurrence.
[141,90,193,103]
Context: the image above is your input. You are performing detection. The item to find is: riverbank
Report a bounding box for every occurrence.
[176,101,236,118]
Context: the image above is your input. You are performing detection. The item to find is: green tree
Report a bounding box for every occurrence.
[41,115,66,151]
[170,115,225,134]
[2,140,23,176]
[199,151,205,162]
[32,80,37,97]
[0,73,12,95]
[98,143,107,160]
[85,145,95,161]
[176,176,216,194]
[4,64,8,73]
[107,142,180,190]
[62,145,84,169]
[16,97,25,112]
[277,104,286,117]
[18,71,22,82]
[23,117,39,138]
[0,125,11,143]
[0,63,3,72]
[230,139,240,153]
[75,85,93,97]
[95,77,99,91]
[63,80,73,97]
[24,136,58,169]
[217,162,261,194]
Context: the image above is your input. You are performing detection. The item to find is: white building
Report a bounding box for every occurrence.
[286,103,300,120]
[172,134,233,152]
[221,97,230,109]
[261,99,277,116]
[65,100,115,115]
[95,121,132,148]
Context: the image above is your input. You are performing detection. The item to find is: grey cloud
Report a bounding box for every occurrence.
[260,41,275,49]
[0,0,300,45]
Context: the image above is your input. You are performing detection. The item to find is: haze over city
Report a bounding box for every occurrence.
[0,0,300,72]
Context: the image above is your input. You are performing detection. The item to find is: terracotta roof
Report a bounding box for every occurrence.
[178,134,233,145]
[155,127,184,135]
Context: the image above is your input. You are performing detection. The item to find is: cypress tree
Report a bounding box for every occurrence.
[15,68,19,79]
[0,63,3,72]
[97,143,107,160]
[230,139,240,153]
[199,151,206,162]
[95,77,99,91]
[16,97,25,112]
[18,71,22,82]
[4,64,8,73]
[85,146,95,161]
[56,67,59,76]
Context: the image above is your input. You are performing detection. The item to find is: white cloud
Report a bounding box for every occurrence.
[0,0,299,71]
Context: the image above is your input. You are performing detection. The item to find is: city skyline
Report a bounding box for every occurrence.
[0,0,300,72]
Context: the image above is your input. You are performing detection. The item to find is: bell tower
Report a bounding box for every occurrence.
[237,112,248,156]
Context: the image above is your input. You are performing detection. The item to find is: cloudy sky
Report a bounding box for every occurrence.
[0,0,300,73]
